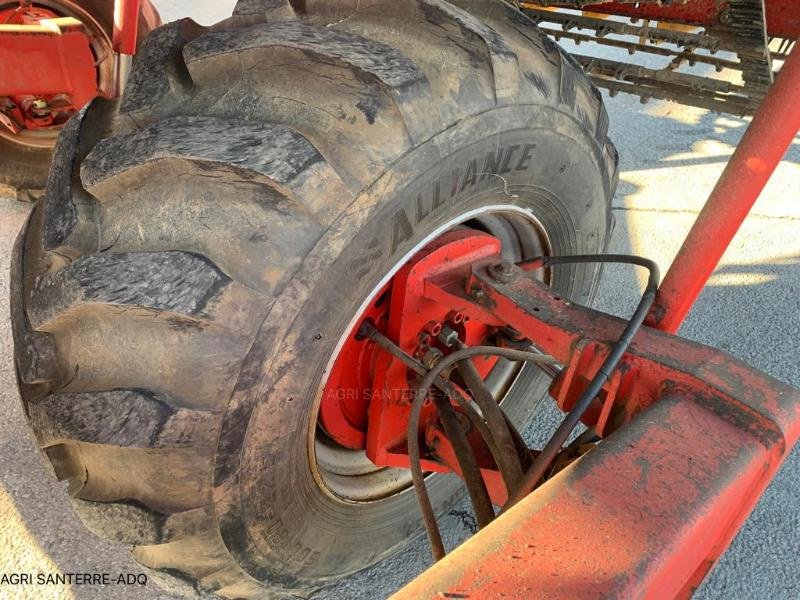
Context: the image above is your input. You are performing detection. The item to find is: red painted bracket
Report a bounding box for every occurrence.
[393,262,800,599]
[0,32,96,102]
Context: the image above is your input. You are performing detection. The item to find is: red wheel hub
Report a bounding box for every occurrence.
[0,4,98,134]
[320,229,505,463]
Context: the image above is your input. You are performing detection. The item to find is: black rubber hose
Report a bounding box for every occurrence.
[409,347,560,560]
[503,254,659,508]
[456,350,524,491]
[431,393,495,529]
[361,321,502,446]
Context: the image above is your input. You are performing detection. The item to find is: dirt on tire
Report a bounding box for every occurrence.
[11,1,617,597]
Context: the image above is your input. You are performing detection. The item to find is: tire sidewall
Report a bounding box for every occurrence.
[214,105,612,586]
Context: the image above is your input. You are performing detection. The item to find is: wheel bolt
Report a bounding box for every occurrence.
[469,285,486,300]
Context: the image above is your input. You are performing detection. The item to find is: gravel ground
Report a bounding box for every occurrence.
[0,2,798,599]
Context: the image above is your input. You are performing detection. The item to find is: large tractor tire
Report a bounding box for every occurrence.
[11,1,617,597]
[0,0,160,198]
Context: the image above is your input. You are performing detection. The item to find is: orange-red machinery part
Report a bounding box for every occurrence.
[0,32,96,102]
[0,4,97,132]
[575,0,800,39]
[393,261,800,599]
[647,35,800,333]
[393,392,796,599]
[366,230,502,469]
[391,31,800,600]
[113,0,139,54]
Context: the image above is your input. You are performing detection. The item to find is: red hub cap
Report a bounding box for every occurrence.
[320,229,505,463]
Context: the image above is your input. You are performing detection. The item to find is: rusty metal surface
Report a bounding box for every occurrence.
[393,259,800,598]
[392,388,797,599]
[518,2,795,115]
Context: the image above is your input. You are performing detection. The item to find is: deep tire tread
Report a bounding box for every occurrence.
[11,1,618,598]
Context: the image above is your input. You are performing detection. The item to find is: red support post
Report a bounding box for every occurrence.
[646,38,800,334]
[112,0,140,55]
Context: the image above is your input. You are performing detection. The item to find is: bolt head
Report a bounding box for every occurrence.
[489,261,520,283]
[469,285,486,299]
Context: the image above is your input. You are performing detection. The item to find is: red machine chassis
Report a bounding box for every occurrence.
[580,0,800,40]
[2,0,800,597]
[392,250,800,599]
[387,24,800,599]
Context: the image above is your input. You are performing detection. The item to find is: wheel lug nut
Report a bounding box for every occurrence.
[469,285,486,300]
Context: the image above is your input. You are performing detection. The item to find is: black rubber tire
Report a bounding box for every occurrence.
[0,0,159,197]
[11,1,617,597]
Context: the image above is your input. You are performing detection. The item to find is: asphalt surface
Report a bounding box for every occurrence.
[0,2,798,599]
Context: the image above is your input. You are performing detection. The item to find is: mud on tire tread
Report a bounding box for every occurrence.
[11,1,617,598]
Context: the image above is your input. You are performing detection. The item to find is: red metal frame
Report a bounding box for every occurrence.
[388,254,800,598]
[647,34,800,333]
[0,4,97,132]
[366,230,501,468]
[574,0,800,39]
[112,0,139,55]
[0,31,96,101]
[0,0,152,135]
[321,230,502,460]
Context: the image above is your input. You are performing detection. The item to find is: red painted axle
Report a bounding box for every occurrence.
[393,260,800,599]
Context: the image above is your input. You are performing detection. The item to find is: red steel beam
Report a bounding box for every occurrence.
[113,0,140,55]
[393,264,800,599]
[646,37,800,334]
[766,0,800,39]
[547,0,800,39]
[392,391,796,600]
[580,0,721,28]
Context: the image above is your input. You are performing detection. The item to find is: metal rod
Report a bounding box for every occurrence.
[455,344,525,492]
[112,0,140,55]
[505,254,659,509]
[646,36,800,334]
[431,394,496,529]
